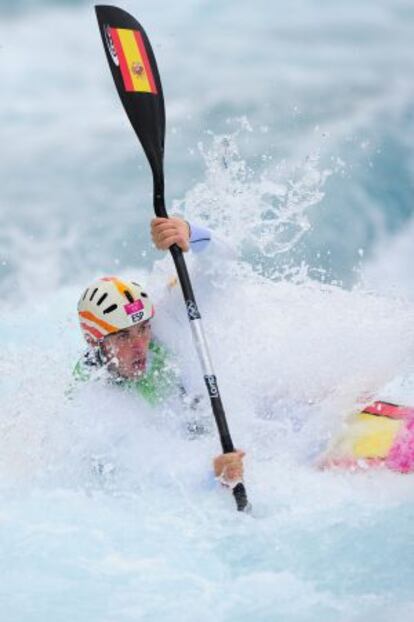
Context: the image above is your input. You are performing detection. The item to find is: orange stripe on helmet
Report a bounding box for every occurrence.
[79,310,118,334]
[80,322,105,341]
[101,276,135,300]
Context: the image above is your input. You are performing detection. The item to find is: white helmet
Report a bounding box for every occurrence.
[78,276,154,344]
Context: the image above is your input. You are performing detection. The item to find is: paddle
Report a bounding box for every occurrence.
[95,5,250,512]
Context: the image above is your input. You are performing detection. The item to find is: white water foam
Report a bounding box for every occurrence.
[1,258,414,620]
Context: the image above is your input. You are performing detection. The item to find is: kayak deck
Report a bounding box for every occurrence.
[320,401,414,472]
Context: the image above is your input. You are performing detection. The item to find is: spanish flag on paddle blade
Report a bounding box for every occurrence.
[110,27,157,94]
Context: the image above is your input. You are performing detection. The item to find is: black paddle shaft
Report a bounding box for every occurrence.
[95,5,249,512]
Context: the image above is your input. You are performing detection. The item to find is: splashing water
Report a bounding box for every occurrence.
[179,128,332,273]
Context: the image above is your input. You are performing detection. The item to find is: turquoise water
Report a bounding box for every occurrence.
[1,1,414,620]
[2,0,414,292]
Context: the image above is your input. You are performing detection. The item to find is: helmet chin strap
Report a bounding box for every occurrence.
[96,341,108,367]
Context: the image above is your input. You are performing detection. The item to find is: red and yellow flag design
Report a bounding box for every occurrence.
[110,28,157,94]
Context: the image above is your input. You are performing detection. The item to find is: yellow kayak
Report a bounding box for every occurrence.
[319,401,414,472]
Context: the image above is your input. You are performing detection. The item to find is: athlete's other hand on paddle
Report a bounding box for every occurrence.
[151,217,190,252]
[214,450,245,487]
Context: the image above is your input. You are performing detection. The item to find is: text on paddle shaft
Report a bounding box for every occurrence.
[204,375,219,398]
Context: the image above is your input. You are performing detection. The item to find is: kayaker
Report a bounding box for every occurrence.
[74,216,245,487]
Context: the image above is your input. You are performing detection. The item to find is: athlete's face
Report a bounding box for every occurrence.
[101,321,152,379]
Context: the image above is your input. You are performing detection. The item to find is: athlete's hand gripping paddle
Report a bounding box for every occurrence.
[95,5,250,512]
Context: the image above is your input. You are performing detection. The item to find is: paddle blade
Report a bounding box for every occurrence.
[95,5,165,180]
